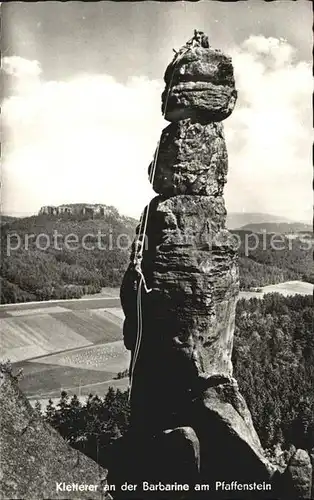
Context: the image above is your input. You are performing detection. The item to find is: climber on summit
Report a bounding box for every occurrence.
[191,29,210,48]
[172,29,210,56]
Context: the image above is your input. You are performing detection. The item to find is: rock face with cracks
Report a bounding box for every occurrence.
[148,120,228,196]
[122,195,238,389]
[118,31,274,497]
[162,46,237,122]
[111,32,304,498]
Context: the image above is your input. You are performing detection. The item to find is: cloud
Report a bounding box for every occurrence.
[241,35,296,67]
[2,56,42,77]
[2,56,43,95]
[224,35,312,221]
[2,63,165,218]
[1,39,312,222]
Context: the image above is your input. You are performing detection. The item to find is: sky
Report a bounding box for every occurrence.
[1,0,312,222]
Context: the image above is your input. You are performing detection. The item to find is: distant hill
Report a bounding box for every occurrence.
[0,215,20,226]
[1,205,312,303]
[38,202,120,218]
[233,230,313,290]
[226,212,295,230]
[239,222,313,234]
[1,206,138,303]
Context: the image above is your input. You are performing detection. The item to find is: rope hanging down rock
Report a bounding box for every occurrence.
[128,37,197,400]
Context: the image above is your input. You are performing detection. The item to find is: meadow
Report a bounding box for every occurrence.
[5,280,312,407]
[2,301,129,404]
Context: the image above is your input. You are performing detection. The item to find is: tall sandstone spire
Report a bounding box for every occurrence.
[111,33,311,498]
[122,32,240,430]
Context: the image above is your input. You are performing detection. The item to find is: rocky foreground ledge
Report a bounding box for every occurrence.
[0,367,112,500]
[0,366,312,499]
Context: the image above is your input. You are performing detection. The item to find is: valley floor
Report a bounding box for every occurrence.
[1,280,312,408]
[239,280,313,299]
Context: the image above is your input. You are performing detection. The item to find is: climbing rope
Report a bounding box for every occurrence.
[128,42,193,401]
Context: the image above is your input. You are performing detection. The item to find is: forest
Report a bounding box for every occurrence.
[235,230,313,289]
[34,293,313,469]
[1,212,312,303]
[0,211,135,303]
[232,293,313,456]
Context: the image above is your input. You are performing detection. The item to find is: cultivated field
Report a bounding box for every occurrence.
[0,305,123,363]
[1,313,92,363]
[30,376,130,409]
[239,280,313,300]
[18,344,130,403]
[0,299,129,403]
[4,280,311,406]
[30,341,129,372]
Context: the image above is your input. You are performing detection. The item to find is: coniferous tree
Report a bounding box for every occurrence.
[55,391,71,439]
[34,400,42,416]
[45,398,57,426]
